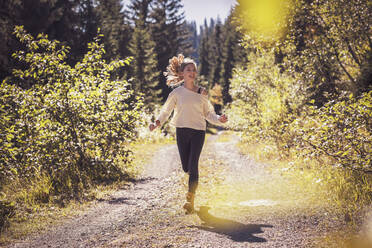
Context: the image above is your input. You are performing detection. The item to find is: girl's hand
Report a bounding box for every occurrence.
[149,120,160,131]
[218,114,228,123]
[201,88,208,96]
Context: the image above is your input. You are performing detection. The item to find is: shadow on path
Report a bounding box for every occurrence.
[107,197,136,205]
[194,206,273,243]
[126,176,156,184]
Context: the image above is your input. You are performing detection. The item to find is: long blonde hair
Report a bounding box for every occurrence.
[163,54,197,87]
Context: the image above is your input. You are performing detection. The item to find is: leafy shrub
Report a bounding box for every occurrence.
[227,50,371,172]
[0,26,143,202]
[290,91,372,172]
[226,50,305,148]
[226,48,372,216]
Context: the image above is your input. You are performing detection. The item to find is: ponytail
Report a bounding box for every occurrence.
[163,54,197,87]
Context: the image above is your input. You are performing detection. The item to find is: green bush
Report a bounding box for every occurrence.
[290,91,372,172]
[226,50,305,149]
[227,49,371,173]
[0,26,143,202]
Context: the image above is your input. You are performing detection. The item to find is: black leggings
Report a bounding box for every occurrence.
[176,128,205,194]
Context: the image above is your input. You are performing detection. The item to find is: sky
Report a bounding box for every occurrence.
[182,0,237,28]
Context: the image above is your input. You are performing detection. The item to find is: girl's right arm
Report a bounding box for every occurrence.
[149,91,177,131]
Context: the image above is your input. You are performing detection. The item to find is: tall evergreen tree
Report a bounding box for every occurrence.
[0,0,22,80]
[0,0,83,81]
[128,18,161,106]
[18,0,82,45]
[0,0,136,83]
[219,12,248,104]
[219,29,235,104]
[78,0,100,55]
[126,0,153,25]
[198,19,211,81]
[198,15,248,102]
[150,0,190,100]
[183,21,199,62]
[178,21,194,58]
[95,0,129,60]
[208,19,223,86]
[198,18,224,88]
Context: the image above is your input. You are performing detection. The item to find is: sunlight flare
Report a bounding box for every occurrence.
[237,0,294,41]
[238,199,278,207]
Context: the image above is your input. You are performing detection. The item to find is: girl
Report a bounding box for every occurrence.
[149,54,228,213]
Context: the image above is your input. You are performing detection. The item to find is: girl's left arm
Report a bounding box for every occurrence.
[202,97,227,126]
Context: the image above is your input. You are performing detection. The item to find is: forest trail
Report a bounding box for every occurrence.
[7,132,346,248]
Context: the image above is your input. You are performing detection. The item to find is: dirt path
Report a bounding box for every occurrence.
[7,133,346,248]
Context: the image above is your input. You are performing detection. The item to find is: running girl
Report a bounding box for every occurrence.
[149,54,228,213]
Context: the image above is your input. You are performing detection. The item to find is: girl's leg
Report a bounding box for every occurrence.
[176,128,205,213]
[187,130,205,194]
[176,128,191,173]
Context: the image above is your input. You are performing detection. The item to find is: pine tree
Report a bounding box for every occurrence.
[208,19,223,86]
[198,19,211,81]
[126,0,154,25]
[150,0,190,101]
[128,18,161,106]
[197,14,249,101]
[74,0,100,62]
[198,18,225,89]
[179,21,195,58]
[0,0,22,80]
[219,28,234,104]
[0,0,83,81]
[183,21,199,62]
[219,12,248,104]
[95,0,129,60]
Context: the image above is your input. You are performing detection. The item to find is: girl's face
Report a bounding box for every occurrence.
[182,63,197,81]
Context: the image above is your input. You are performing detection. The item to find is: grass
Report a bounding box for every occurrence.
[130,137,175,174]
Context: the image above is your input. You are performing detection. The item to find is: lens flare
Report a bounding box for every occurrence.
[238,199,277,207]
[237,0,294,41]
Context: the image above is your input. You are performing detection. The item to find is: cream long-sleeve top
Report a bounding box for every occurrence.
[156,85,223,131]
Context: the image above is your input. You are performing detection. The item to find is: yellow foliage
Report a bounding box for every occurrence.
[209,84,223,106]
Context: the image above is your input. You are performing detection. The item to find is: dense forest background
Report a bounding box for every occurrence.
[0,0,245,105]
[0,0,371,239]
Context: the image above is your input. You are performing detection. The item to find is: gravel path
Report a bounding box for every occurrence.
[7,133,347,248]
